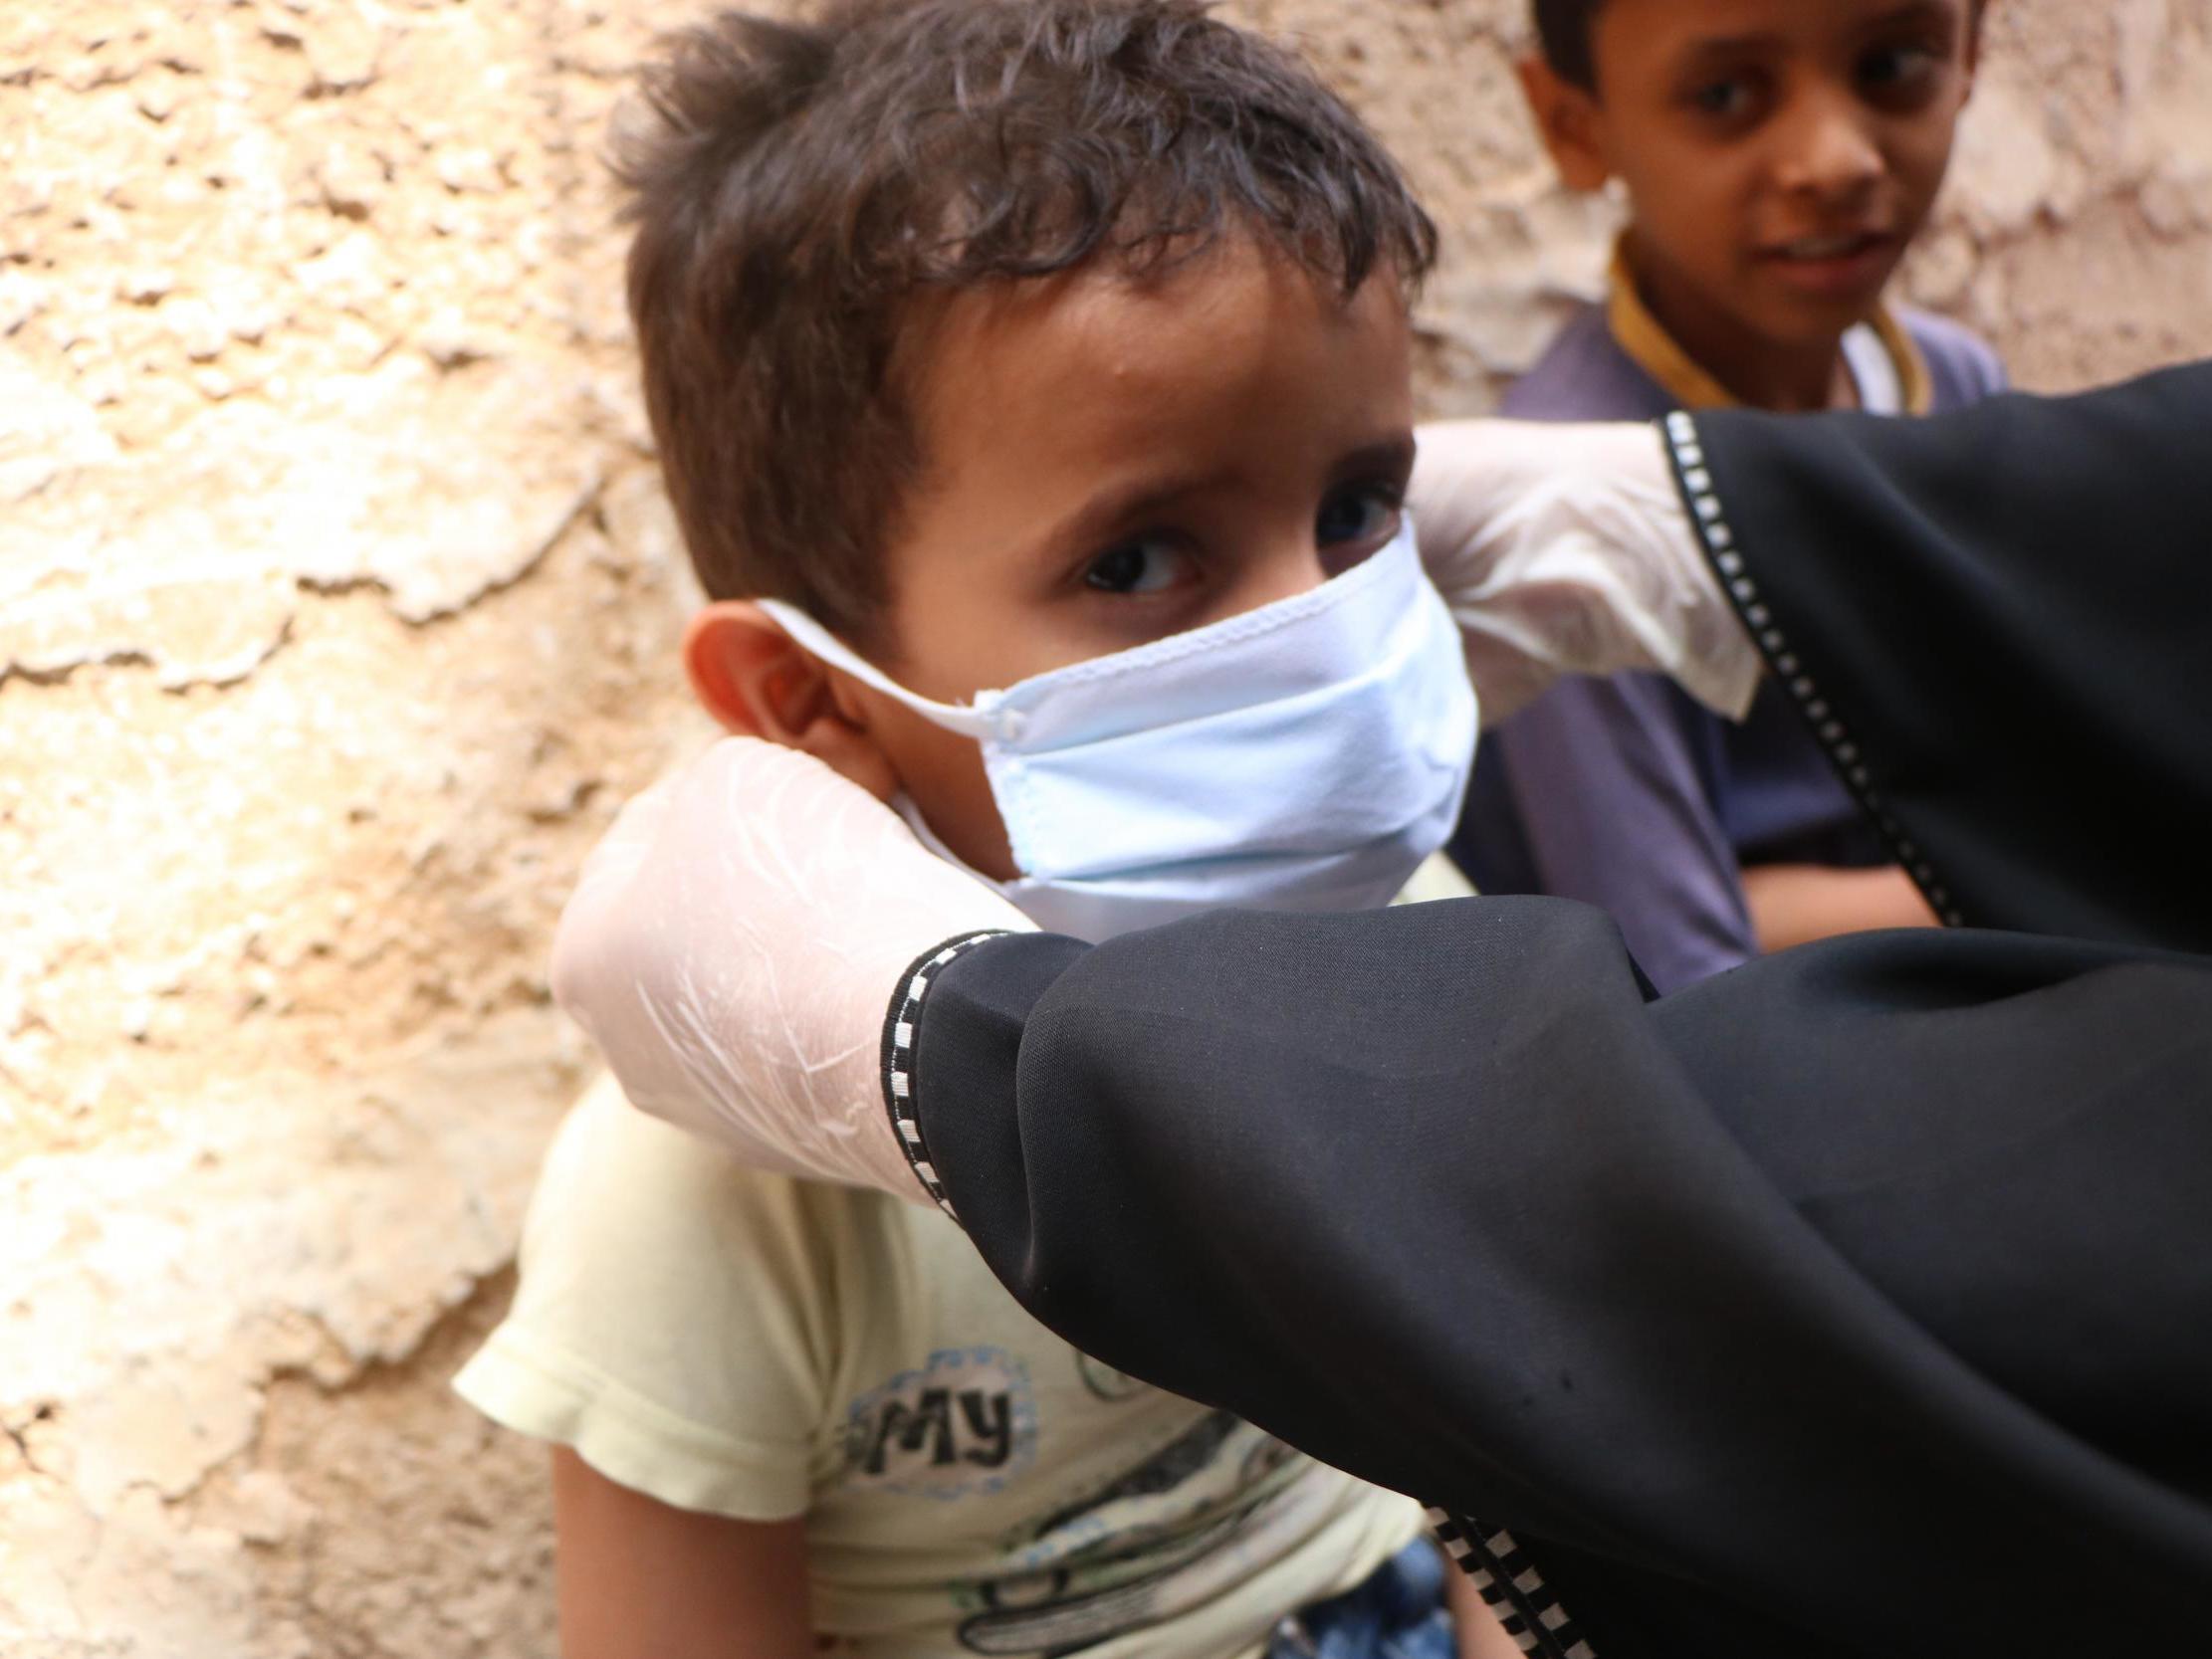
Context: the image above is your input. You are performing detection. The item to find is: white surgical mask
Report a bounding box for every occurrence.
[760,518,1477,942]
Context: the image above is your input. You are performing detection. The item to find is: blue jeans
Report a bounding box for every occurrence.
[1266,1540,1458,1659]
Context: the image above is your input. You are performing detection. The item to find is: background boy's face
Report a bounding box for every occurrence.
[1531,0,1976,353]
[693,238,1416,879]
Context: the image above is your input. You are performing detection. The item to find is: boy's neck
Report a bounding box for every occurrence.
[1619,234,1856,415]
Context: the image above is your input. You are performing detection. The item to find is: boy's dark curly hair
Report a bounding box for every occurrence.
[618,0,1437,646]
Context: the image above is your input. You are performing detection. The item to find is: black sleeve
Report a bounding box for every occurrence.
[911,907,2212,1659]
[1672,360,2212,952]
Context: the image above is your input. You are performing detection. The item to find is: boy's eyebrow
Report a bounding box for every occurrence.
[1336,436,1421,486]
[1680,29,1787,58]
[1864,0,1963,35]
[1027,433,1420,565]
[1671,28,1788,61]
[1032,469,1231,565]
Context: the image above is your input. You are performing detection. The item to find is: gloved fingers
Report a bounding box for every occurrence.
[1410,417,1580,584]
[1412,418,1760,720]
[551,735,1031,1201]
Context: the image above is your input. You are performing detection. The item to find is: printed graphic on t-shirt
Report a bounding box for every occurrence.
[843,1347,1040,1499]
[957,1414,1312,1653]
[1074,1350,1147,1403]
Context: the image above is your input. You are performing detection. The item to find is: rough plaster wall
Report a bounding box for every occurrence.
[4,0,2208,1652]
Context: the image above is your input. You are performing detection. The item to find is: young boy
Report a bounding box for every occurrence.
[457,3,1505,1655]
[1449,0,2009,992]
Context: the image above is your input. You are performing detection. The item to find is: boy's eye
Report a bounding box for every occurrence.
[1316,483,1403,550]
[1858,42,1942,102]
[1689,76,1760,120]
[1083,536,1190,596]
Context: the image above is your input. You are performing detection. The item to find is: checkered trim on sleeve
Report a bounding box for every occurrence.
[1427,1507,1597,1659]
[878,931,1014,1221]
[1661,410,1966,929]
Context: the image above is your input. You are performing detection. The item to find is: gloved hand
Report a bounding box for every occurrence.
[1411,417,1762,724]
[550,737,1034,1197]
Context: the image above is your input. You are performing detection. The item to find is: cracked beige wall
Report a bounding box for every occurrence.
[4,1,2208,1653]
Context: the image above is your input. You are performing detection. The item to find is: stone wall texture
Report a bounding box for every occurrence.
[4,1,2208,1652]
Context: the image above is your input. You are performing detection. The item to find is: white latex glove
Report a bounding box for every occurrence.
[550,737,1034,1198]
[1411,417,1762,724]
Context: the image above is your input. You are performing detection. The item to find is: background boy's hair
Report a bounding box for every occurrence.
[1530,0,1602,92]
[1533,0,1988,94]
[617,0,1438,645]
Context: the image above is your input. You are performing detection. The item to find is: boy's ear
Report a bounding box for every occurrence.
[1517,56,1612,194]
[684,602,901,802]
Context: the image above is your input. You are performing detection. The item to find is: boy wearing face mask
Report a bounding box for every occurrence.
[456,4,1508,1657]
[1449,0,2007,993]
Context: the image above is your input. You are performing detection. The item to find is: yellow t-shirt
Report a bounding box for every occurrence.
[458,1078,1427,1657]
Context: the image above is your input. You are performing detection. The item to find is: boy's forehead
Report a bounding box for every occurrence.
[906,240,1413,477]
[1598,0,1963,50]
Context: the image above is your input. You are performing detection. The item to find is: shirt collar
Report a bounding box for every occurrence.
[1604,238,1932,415]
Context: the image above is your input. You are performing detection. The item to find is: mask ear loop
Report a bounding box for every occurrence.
[755,601,1002,741]
[757,601,1043,878]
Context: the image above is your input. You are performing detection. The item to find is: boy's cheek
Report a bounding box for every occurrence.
[1891,124,1962,228]
[857,698,1018,881]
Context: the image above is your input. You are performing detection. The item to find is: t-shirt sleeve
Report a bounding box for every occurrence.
[455,1073,846,1521]
[1486,672,1757,993]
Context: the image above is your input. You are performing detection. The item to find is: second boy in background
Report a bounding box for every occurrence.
[1451,0,2006,991]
